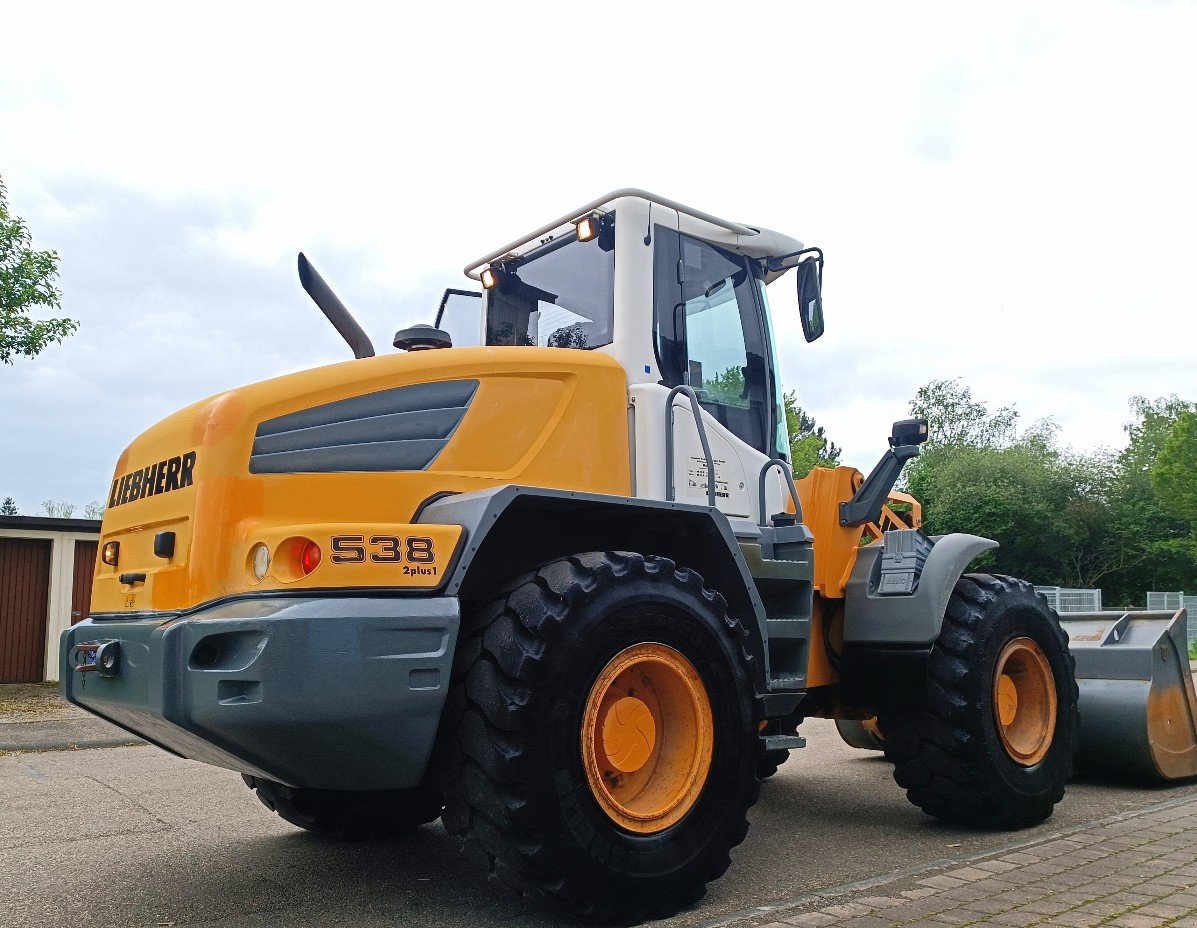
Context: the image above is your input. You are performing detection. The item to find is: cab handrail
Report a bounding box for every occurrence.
[665,385,717,508]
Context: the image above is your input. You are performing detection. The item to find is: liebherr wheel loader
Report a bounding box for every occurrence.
[63,190,1197,923]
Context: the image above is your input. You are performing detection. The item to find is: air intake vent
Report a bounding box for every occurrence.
[249,380,478,474]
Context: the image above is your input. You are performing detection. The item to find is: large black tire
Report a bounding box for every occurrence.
[437,552,759,923]
[242,775,443,839]
[878,573,1079,829]
[757,748,790,780]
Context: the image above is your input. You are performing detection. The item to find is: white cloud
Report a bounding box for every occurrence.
[1,0,1194,509]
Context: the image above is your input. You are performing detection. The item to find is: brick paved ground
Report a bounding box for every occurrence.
[724,794,1197,928]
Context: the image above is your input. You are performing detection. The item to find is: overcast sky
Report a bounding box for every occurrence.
[2,1,1195,513]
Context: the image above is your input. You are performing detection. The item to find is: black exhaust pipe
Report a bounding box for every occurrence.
[297,252,376,359]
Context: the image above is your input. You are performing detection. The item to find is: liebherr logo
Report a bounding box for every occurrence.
[107,451,197,508]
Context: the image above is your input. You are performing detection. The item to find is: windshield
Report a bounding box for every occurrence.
[485,223,615,349]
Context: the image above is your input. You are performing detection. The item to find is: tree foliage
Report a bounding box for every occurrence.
[0,497,17,516]
[0,178,76,363]
[1153,410,1197,530]
[783,391,841,478]
[905,381,1197,604]
[910,378,1020,449]
[41,499,76,518]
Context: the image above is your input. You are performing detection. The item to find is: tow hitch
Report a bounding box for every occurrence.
[74,640,121,678]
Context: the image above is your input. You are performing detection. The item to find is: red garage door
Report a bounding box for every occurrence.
[72,539,98,625]
[0,538,52,683]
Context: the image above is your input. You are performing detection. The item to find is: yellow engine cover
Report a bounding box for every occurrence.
[91,347,632,615]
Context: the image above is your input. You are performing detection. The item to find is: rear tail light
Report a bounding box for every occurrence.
[300,540,321,575]
[247,537,320,584]
[250,544,270,582]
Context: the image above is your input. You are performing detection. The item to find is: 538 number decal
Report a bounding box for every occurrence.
[330,535,437,564]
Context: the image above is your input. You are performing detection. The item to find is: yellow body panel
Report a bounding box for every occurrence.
[796,467,924,691]
[92,347,632,614]
[796,466,869,599]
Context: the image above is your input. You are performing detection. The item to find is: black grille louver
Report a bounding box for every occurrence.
[249,380,478,474]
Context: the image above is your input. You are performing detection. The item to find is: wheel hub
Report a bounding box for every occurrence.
[581,643,714,834]
[601,696,657,772]
[993,637,1057,766]
[996,673,1019,727]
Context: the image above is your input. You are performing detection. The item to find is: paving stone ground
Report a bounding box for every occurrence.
[724,794,1197,928]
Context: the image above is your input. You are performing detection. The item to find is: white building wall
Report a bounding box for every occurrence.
[0,527,99,682]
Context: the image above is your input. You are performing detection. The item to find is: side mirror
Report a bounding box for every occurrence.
[796,254,825,343]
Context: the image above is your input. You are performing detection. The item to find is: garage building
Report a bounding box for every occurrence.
[0,515,102,683]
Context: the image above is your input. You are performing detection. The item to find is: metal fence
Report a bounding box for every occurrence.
[1035,586,1103,613]
[1147,592,1197,644]
[1146,591,1196,612]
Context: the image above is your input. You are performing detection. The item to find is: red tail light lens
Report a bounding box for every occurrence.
[300,540,322,575]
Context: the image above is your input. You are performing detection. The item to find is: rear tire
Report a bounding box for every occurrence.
[242,776,442,839]
[438,552,759,923]
[878,573,1078,829]
[757,748,790,780]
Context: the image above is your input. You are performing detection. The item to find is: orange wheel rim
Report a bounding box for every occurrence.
[993,637,1057,766]
[581,643,714,834]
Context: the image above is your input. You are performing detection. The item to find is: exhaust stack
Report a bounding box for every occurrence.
[297,252,376,359]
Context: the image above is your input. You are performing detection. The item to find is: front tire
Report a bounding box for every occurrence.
[439,552,759,922]
[242,776,443,839]
[879,573,1079,829]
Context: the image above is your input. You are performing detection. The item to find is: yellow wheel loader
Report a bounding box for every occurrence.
[61,190,1197,923]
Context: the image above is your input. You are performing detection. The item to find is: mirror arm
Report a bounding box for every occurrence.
[767,246,823,274]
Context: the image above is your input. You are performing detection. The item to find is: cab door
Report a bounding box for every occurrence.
[647,228,787,520]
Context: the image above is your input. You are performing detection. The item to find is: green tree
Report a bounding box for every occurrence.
[41,500,76,518]
[1103,396,1197,603]
[1153,411,1197,529]
[0,178,76,363]
[783,391,841,477]
[905,379,1123,587]
[0,497,17,515]
[910,378,1020,450]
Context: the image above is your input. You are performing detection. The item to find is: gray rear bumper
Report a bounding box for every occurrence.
[60,596,459,790]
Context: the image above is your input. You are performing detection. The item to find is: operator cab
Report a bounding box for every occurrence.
[437,190,824,478]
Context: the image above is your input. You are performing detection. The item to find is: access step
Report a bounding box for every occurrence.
[761,733,806,753]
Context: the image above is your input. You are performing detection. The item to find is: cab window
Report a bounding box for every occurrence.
[485,226,615,349]
[653,229,772,454]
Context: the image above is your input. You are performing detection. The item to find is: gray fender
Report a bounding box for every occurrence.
[844,533,998,646]
[416,485,774,692]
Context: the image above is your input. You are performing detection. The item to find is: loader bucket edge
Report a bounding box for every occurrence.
[1058,608,1197,781]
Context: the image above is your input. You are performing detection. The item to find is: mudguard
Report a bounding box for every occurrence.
[843,531,998,645]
